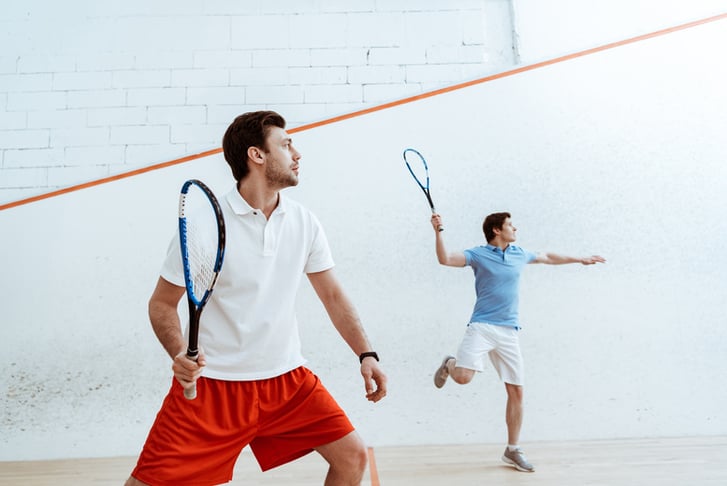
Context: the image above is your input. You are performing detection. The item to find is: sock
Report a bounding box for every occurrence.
[507,444,519,451]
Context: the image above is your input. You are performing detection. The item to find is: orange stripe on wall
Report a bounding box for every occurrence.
[0,148,222,211]
[1,12,725,213]
[289,12,727,133]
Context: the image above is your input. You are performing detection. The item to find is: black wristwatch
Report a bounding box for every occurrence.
[359,351,379,363]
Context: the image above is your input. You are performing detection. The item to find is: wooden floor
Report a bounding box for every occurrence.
[1,436,725,485]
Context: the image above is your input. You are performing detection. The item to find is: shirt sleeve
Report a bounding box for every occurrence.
[463,248,474,266]
[159,233,186,287]
[304,213,335,274]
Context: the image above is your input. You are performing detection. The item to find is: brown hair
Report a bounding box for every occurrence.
[482,212,511,243]
[222,111,286,182]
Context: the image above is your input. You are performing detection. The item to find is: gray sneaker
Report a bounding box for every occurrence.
[502,447,535,472]
[433,356,454,388]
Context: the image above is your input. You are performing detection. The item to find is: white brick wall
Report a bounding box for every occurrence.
[0,1,514,203]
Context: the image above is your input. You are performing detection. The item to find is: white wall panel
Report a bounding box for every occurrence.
[2,13,725,460]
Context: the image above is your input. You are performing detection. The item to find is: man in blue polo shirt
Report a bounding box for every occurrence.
[430,211,604,473]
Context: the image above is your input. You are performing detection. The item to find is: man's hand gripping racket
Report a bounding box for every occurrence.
[403,148,443,231]
[178,179,226,400]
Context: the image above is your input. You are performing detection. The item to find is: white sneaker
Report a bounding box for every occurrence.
[502,447,535,472]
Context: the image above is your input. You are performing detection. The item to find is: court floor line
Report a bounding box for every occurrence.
[367,447,380,486]
[1,11,725,213]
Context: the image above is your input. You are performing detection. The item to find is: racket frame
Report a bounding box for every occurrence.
[403,148,443,231]
[178,179,226,399]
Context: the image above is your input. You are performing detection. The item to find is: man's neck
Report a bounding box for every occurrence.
[489,239,510,251]
[237,180,280,219]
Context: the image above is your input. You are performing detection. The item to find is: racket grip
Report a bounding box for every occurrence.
[431,208,444,232]
[184,384,197,400]
[184,348,199,400]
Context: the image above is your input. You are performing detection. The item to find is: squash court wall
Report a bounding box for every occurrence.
[1,6,726,461]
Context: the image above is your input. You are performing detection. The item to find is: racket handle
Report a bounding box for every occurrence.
[184,384,197,400]
[431,208,444,232]
[184,349,199,400]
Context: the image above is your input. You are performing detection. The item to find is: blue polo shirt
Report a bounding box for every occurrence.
[463,244,537,329]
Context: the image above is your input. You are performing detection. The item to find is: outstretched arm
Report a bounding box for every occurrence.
[533,253,606,265]
[431,214,466,267]
[307,268,387,403]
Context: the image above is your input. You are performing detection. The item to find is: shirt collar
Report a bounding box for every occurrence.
[485,243,512,254]
[225,187,288,216]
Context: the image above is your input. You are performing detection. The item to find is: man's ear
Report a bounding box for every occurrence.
[247,146,265,166]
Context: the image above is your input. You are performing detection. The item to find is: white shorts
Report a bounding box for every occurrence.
[455,322,524,386]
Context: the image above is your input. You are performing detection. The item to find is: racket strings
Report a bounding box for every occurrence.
[403,150,430,191]
[187,226,217,297]
[181,187,221,300]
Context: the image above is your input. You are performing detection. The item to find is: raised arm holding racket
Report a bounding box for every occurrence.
[428,210,604,474]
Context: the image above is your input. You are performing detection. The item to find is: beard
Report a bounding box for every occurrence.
[265,161,299,189]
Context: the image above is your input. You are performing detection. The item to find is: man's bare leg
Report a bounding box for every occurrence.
[315,431,368,486]
[124,477,147,486]
[434,356,475,387]
[448,358,475,384]
[505,382,523,445]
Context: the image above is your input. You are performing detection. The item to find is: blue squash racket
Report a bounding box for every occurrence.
[178,179,226,400]
[403,148,443,231]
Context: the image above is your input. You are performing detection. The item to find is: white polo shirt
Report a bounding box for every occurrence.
[160,187,334,380]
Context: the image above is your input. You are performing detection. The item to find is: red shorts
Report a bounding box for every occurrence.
[131,366,354,486]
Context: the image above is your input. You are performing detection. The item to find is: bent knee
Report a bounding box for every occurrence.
[347,441,368,468]
[319,432,369,472]
[332,443,368,476]
[451,367,475,384]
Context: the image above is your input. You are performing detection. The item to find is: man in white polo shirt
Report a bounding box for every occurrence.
[127,111,387,486]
